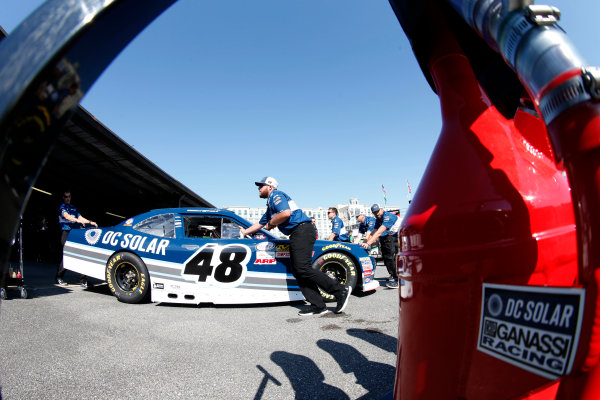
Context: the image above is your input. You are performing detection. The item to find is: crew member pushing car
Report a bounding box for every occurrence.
[241,177,352,316]
[361,204,401,288]
[327,207,349,242]
[56,191,97,287]
[354,213,375,244]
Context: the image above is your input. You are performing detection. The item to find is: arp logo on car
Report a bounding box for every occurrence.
[478,283,585,379]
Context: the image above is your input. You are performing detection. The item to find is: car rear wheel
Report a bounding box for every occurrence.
[312,251,358,302]
[106,252,150,304]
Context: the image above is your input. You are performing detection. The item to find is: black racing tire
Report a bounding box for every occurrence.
[106,252,150,304]
[312,251,358,302]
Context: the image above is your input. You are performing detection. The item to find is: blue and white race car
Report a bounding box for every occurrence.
[63,208,379,304]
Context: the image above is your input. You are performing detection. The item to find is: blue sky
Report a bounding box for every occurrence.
[2,0,599,210]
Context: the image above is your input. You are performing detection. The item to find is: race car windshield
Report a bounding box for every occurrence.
[133,213,175,238]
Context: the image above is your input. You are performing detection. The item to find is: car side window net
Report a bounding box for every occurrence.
[133,213,175,238]
[185,216,222,239]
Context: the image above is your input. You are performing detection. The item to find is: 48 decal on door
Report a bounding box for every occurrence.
[183,243,251,288]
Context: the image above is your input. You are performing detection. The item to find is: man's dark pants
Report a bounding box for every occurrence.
[56,230,69,279]
[289,222,342,308]
[379,234,399,281]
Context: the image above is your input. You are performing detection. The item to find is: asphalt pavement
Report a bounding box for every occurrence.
[0,260,399,399]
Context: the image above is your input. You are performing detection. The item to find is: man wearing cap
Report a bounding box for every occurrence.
[327,207,349,242]
[361,204,401,288]
[56,190,97,287]
[241,177,352,316]
[354,213,376,244]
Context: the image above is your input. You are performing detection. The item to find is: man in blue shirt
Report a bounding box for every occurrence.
[361,204,401,288]
[327,207,349,242]
[354,213,376,244]
[56,191,97,286]
[241,177,351,316]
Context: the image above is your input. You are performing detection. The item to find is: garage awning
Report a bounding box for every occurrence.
[29,106,214,226]
[1,25,212,230]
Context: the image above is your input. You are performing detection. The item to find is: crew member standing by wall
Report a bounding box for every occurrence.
[56,191,97,287]
[327,207,349,242]
[241,177,351,316]
[361,204,401,288]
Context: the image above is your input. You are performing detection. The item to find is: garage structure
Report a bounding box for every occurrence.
[0,24,213,266]
[28,105,214,223]
[1,27,214,263]
[18,104,215,264]
[18,104,215,263]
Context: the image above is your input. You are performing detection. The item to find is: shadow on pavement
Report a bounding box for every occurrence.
[270,351,350,400]
[254,364,282,400]
[347,328,398,354]
[2,260,106,300]
[353,288,378,299]
[268,334,396,400]
[317,338,395,400]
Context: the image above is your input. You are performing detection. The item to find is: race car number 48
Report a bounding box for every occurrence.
[183,243,251,288]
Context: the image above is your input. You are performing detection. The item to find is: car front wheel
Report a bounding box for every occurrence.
[106,252,150,304]
[312,251,358,302]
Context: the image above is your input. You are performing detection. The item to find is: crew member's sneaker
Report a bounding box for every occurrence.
[334,286,352,314]
[80,278,89,289]
[386,281,399,289]
[56,278,68,286]
[298,305,329,316]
